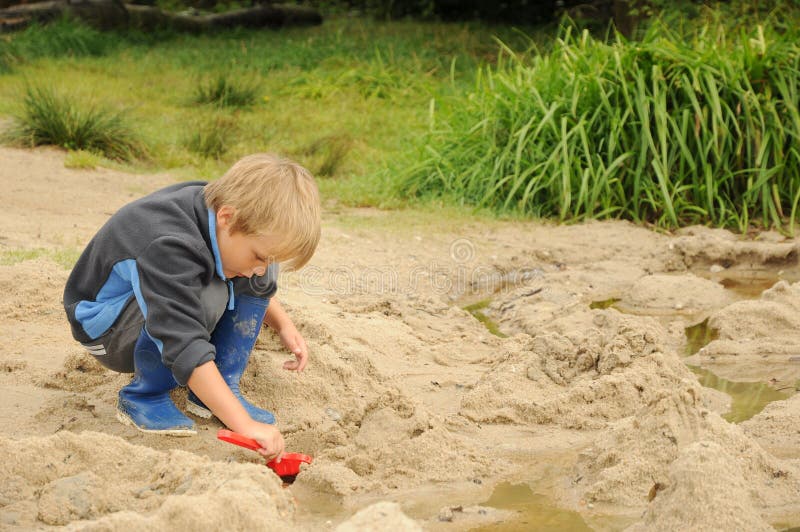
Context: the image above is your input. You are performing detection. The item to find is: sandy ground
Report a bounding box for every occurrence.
[1,146,799,530]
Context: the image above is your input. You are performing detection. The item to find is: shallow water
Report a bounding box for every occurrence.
[684,318,718,356]
[463,299,508,338]
[688,365,793,423]
[476,482,590,532]
[589,298,620,310]
[702,266,800,299]
[682,315,794,422]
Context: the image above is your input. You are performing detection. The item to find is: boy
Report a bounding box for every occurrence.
[63,153,321,460]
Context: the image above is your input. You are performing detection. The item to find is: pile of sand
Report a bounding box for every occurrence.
[573,384,799,515]
[242,297,495,496]
[626,441,775,532]
[742,393,800,459]
[460,309,704,430]
[615,273,735,315]
[0,431,294,529]
[687,280,800,384]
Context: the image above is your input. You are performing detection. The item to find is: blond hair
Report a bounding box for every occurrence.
[204,153,321,271]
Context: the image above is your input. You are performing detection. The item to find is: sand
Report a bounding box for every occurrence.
[1,146,799,530]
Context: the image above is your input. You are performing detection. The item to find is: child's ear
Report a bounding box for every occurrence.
[217,205,236,230]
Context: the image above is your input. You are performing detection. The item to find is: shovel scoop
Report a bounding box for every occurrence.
[217,428,313,483]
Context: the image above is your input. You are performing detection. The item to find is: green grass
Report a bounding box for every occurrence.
[3,11,800,233]
[193,74,261,108]
[0,248,81,269]
[0,17,121,73]
[393,18,800,232]
[185,115,238,158]
[64,149,103,169]
[0,16,523,184]
[4,86,146,160]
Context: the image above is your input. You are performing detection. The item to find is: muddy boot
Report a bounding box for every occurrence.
[186,294,275,424]
[117,329,196,436]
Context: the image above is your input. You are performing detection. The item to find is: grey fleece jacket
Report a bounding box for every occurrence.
[63,181,278,385]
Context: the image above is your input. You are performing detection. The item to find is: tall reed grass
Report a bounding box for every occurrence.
[395,21,800,232]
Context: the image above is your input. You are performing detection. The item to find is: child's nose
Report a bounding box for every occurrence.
[253,265,266,277]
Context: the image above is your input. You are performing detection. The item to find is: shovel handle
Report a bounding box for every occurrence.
[217,429,262,452]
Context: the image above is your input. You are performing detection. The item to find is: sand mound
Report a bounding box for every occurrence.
[243,308,494,495]
[0,431,294,529]
[573,386,799,513]
[460,310,699,429]
[486,263,647,337]
[668,225,799,272]
[742,393,800,459]
[616,273,734,315]
[689,280,800,384]
[335,502,421,531]
[626,441,773,532]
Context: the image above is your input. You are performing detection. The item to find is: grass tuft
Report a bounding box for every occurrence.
[64,149,102,169]
[6,87,146,161]
[4,86,146,161]
[302,134,353,177]
[185,115,237,159]
[193,74,261,108]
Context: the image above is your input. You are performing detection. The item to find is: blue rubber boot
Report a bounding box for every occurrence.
[116,329,196,436]
[186,294,276,424]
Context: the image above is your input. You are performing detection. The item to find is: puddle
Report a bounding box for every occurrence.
[589,298,620,310]
[684,318,718,356]
[476,482,590,532]
[683,316,793,422]
[290,484,351,528]
[719,277,781,298]
[688,366,793,423]
[699,267,800,299]
[463,299,507,338]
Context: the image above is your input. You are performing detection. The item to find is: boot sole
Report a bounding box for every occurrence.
[116,409,197,437]
[185,400,214,419]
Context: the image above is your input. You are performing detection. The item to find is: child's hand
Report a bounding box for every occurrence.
[245,422,285,461]
[278,323,309,372]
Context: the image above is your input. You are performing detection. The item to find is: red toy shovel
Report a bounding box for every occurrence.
[217,429,312,483]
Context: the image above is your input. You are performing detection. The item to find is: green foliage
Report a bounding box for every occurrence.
[5,86,146,161]
[394,21,800,232]
[286,49,429,100]
[301,134,353,177]
[185,115,237,159]
[64,149,103,169]
[193,74,261,108]
[0,17,118,72]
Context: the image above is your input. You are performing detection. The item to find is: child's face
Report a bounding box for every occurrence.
[215,206,278,279]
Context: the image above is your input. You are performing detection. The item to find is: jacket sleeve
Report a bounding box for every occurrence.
[135,236,216,386]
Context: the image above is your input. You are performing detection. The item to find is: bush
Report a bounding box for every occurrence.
[4,86,146,161]
[394,21,800,232]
